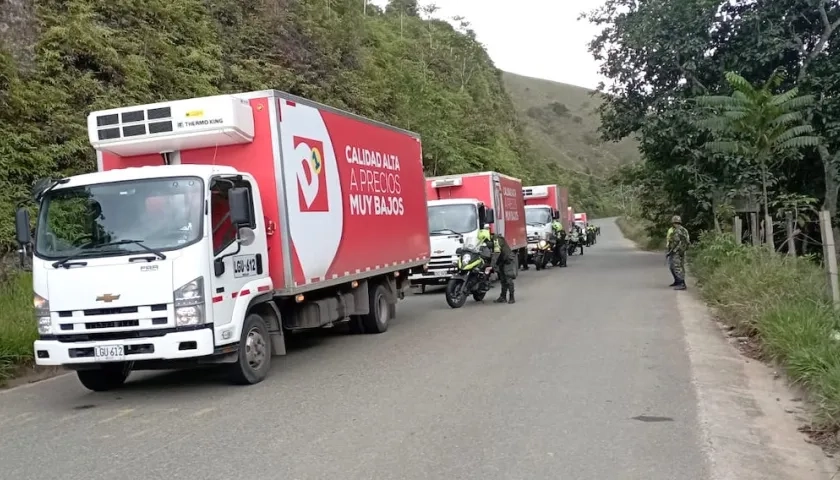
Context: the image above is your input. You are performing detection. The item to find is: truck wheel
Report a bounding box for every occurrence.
[76,362,131,392]
[228,313,272,385]
[361,283,390,334]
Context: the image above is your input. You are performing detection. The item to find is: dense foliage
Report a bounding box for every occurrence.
[0,0,619,252]
[584,0,840,237]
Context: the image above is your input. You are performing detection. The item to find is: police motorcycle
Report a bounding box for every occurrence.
[533,232,556,270]
[444,242,494,309]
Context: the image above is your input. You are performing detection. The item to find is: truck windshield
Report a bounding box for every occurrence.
[428,204,478,235]
[525,207,551,225]
[35,177,205,260]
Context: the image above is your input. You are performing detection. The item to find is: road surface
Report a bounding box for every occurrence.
[0,219,832,479]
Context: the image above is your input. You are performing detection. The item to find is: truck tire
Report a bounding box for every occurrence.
[228,313,272,385]
[361,283,390,334]
[76,362,132,392]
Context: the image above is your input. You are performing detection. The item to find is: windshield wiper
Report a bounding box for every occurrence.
[101,239,166,260]
[52,239,165,269]
[430,229,459,236]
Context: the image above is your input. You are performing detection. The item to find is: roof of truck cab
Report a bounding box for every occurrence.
[58,164,239,189]
[427,199,483,206]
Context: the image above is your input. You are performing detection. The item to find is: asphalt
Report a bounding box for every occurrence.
[0,219,711,480]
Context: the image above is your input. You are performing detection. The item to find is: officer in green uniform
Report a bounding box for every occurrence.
[551,219,567,267]
[478,228,517,304]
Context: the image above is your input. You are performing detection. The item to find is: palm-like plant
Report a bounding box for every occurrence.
[694,70,821,245]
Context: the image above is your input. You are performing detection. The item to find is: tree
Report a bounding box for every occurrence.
[694,70,820,245]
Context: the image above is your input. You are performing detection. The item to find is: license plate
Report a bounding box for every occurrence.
[434,270,449,277]
[93,345,125,362]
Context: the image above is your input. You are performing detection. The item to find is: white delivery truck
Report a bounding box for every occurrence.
[408,172,527,291]
[15,91,431,391]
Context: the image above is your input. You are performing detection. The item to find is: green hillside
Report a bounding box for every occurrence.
[502,72,640,176]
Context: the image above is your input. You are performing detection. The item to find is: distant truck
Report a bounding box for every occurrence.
[408,171,527,290]
[574,212,588,229]
[522,184,568,264]
[14,91,430,391]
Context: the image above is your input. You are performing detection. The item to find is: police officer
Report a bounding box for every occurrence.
[551,218,567,267]
[477,228,517,304]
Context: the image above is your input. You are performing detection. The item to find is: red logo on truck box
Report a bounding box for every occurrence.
[293,136,329,212]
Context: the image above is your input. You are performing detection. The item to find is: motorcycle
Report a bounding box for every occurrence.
[445,245,493,308]
[533,236,555,270]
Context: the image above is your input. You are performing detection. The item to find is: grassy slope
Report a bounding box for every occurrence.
[502,72,640,176]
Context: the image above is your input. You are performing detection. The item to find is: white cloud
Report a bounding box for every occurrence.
[368,0,608,89]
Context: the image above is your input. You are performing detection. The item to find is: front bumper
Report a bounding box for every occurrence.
[409,269,453,284]
[34,327,215,366]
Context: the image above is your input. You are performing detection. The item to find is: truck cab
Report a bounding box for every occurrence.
[409,199,493,290]
[524,205,558,262]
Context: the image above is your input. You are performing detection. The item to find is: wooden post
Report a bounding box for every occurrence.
[785,211,795,255]
[764,214,774,249]
[750,213,759,246]
[734,217,742,244]
[819,210,840,310]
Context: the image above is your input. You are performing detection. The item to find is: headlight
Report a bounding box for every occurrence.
[34,293,51,335]
[538,240,548,248]
[461,253,472,263]
[174,277,206,327]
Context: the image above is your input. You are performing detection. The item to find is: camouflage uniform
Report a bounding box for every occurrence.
[666,215,690,290]
[492,234,517,304]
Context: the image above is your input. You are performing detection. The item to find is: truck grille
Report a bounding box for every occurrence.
[427,254,457,270]
[527,235,540,242]
[54,303,174,338]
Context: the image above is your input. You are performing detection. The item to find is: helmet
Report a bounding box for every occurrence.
[671,215,682,224]
[477,229,491,242]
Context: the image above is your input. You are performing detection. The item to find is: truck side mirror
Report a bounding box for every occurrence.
[552,210,560,220]
[484,208,495,225]
[228,187,253,227]
[15,208,31,246]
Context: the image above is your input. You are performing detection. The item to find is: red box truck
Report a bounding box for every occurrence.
[410,171,526,288]
[522,184,569,263]
[20,90,430,390]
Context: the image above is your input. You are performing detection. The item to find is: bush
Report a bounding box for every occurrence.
[690,232,840,429]
[616,216,665,250]
[0,271,36,384]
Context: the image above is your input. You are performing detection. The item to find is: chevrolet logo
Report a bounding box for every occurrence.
[433,250,445,254]
[96,293,121,303]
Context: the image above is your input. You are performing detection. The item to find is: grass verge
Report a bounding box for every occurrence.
[690,232,840,433]
[615,216,665,250]
[0,271,37,385]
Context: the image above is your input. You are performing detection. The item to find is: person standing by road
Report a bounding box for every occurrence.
[478,228,517,304]
[666,215,690,290]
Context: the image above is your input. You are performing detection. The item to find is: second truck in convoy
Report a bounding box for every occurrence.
[15,91,430,391]
[409,171,527,291]
[522,184,568,266]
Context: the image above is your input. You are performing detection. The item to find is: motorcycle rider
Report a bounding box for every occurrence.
[551,218,567,267]
[477,227,517,304]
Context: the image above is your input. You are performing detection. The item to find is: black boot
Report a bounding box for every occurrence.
[673,282,687,290]
[495,286,508,303]
[507,285,515,304]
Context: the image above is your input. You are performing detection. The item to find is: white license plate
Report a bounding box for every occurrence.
[93,345,125,362]
[434,270,449,276]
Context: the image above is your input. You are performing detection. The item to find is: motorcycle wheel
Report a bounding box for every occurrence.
[539,254,549,269]
[472,291,487,302]
[445,278,469,308]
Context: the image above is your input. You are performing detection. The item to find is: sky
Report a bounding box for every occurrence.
[369,0,609,90]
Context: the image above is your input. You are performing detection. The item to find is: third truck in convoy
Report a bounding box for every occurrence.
[15,90,430,391]
[408,171,527,292]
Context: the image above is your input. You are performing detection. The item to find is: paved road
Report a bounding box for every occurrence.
[0,219,710,480]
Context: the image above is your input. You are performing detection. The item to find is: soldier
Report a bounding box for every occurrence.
[666,215,690,290]
[478,228,517,303]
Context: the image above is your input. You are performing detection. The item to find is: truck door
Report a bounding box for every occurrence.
[493,176,505,238]
[208,175,270,328]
